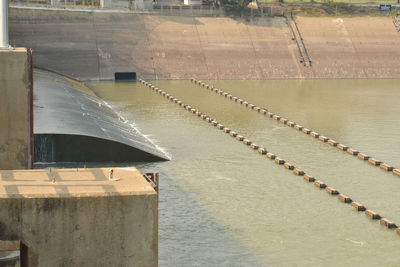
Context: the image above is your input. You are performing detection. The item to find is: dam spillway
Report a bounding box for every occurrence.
[33,70,169,163]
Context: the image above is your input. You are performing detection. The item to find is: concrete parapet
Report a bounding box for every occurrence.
[0,48,33,170]
[0,167,158,266]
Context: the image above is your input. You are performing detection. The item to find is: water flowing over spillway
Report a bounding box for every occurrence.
[33,70,169,163]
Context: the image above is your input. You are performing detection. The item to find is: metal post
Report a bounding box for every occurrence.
[0,0,9,49]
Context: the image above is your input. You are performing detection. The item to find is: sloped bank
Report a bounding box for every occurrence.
[9,8,400,80]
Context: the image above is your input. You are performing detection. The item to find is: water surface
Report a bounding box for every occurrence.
[89,79,400,266]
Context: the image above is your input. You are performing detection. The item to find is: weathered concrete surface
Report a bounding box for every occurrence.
[0,48,31,170]
[8,8,400,80]
[297,17,400,79]
[0,167,158,266]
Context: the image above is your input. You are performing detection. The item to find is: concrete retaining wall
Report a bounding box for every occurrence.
[0,48,32,170]
[9,9,400,80]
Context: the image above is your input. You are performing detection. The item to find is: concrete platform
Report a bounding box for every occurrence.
[0,167,155,198]
[0,167,158,266]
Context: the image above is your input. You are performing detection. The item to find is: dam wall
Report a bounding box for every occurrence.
[9,8,400,80]
[0,48,33,170]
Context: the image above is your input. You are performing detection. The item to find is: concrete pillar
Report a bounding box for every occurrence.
[0,48,33,170]
[0,0,9,49]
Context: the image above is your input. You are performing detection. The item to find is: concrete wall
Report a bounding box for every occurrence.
[0,48,32,170]
[0,167,158,266]
[8,9,400,80]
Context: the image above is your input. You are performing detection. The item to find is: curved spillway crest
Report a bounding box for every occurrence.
[33,70,169,163]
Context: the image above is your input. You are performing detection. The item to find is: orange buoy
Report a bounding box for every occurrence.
[338,194,352,203]
[314,180,326,188]
[365,210,381,220]
[351,202,366,211]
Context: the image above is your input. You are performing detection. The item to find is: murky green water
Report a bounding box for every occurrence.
[88,79,400,266]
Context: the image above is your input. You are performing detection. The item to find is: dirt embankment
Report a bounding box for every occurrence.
[9,8,400,80]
